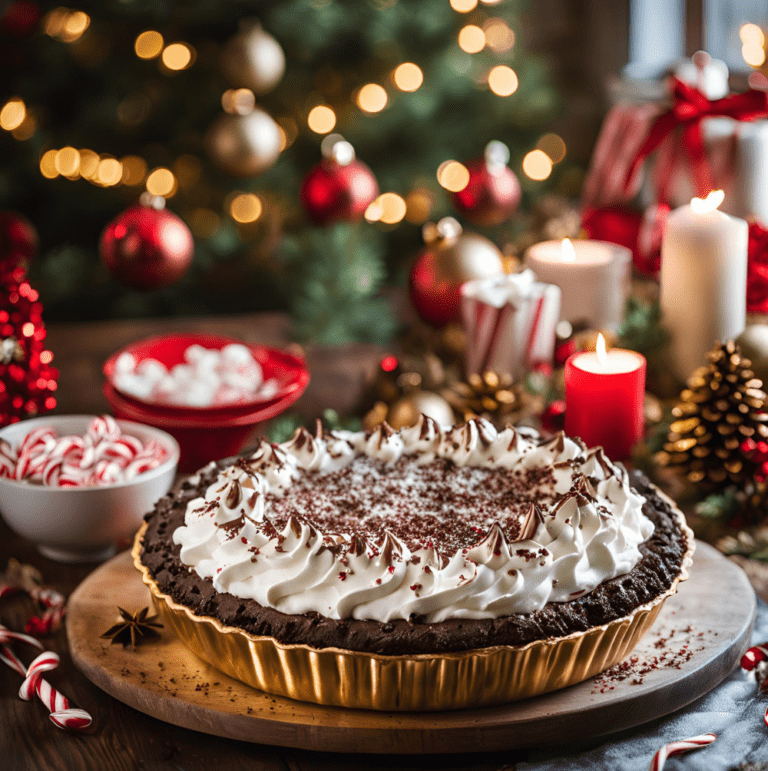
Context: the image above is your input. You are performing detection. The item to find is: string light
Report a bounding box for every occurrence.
[483,19,515,53]
[377,193,407,224]
[78,149,100,180]
[487,65,518,96]
[522,149,553,181]
[393,63,424,92]
[120,156,147,185]
[357,84,388,113]
[39,150,59,179]
[450,0,478,12]
[96,158,122,186]
[222,88,255,115]
[458,25,485,53]
[146,167,176,197]
[308,105,336,133]
[54,147,80,177]
[537,133,566,164]
[437,160,470,192]
[230,193,263,223]
[135,30,164,59]
[405,189,433,224]
[161,43,194,71]
[0,99,26,131]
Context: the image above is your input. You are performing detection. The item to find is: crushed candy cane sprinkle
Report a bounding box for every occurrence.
[113,343,279,408]
[648,733,717,771]
[0,415,168,487]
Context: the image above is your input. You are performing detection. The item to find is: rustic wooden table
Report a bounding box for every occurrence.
[1,313,766,771]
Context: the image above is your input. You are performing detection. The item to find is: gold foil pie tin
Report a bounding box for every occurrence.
[132,490,694,712]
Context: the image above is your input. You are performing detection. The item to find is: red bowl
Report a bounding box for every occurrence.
[103,333,309,417]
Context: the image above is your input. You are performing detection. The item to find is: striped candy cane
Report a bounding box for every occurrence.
[649,733,717,771]
[741,643,768,671]
[19,651,92,730]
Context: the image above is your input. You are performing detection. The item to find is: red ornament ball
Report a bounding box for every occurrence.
[541,400,566,434]
[0,211,38,274]
[452,142,521,226]
[300,138,378,224]
[100,204,194,291]
[409,217,504,327]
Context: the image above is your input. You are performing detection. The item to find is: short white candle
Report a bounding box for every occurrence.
[525,238,630,329]
[660,190,748,382]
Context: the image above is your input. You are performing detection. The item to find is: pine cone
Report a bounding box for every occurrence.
[658,340,768,487]
[443,371,523,426]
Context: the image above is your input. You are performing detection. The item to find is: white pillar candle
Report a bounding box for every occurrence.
[660,190,748,382]
[525,239,630,330]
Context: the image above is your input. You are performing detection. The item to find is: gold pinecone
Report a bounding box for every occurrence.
[658,340,768,487]
[443,371,523,426]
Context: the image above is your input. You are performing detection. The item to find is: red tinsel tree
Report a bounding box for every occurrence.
[0,215,58,426]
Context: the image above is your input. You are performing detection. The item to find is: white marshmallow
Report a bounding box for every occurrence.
[114,352,137,375]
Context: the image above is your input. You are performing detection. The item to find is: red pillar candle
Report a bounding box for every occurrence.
[564,335,646,461]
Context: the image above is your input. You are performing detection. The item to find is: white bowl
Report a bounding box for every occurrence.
[0,415,179,562]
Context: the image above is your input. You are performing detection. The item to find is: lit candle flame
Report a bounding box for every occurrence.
[690,189,725,214]
[561,237,576,262]
[596,333,607,366]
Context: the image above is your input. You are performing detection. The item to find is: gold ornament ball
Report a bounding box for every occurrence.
[220,23,285,95]
[205,109,282,177]
[386,391,455,430]
[736,324,768,385]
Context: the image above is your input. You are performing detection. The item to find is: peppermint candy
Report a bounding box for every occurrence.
[649,733,716,770]
[0,625,91,731]
[4,416,167,488]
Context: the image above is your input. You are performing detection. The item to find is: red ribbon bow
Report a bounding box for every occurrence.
[626,77,768,203]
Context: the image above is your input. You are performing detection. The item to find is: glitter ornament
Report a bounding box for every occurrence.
[220,21,285,95]
[658,340,768,487]
[300,135,379,224]
[385,391,454,430]
[99,200,194,291]
[0,224,57,427]
[452,142,521,226]
[409,217,504,327]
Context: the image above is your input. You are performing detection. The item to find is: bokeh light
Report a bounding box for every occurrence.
[78,149,100,180]
[222,88,255,115]
[188,208,220,239]
[357,84,388,113]
[377,193,407,224]
[522,149,553,181]
[161,43,193,71]
[230,193,263,223]
[135,30,164,59]
[55,147,80,177]
[146,167,176,197]
[437,160,470,192]
[173,155,201,189]
[537,133,566,164]
[61,10,89,42]
[120,156,147,185]
[0,99,26,131]
[393,63,424,92]
[743,40,766,67]
[308,105,336,133]
[487,65,518,96]
[483,19,515,53]
[96,158,122,186]
[39,150,59,179]
[458,25,485,54]
[12,114,37,141]
[405,189,433,223]
[450,0,478,12]
[741,23,765,47]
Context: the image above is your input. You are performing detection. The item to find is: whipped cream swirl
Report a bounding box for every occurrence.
[173,418,654,622]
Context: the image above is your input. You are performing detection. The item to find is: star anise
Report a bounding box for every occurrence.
[100,607,163,649]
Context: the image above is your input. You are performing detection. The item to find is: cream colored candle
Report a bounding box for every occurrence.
[660,190,748,382]
[525,239,630,330]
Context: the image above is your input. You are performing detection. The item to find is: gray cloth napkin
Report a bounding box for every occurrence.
[518,599,768,771]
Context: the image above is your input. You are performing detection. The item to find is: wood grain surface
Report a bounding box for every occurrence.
[65,542,754,755]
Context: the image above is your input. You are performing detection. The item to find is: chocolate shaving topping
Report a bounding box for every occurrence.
[517,503,544,542]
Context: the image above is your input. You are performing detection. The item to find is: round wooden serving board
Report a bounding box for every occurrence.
[68,541,755,754]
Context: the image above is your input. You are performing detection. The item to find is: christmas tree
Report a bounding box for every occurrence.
[0,0,560,343]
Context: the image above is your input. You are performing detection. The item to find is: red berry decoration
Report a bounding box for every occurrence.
[409,217,504,327]
[99,201,194,291]
[0,222,57,427]
[300,136,379,224]
[452,142,521,226]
